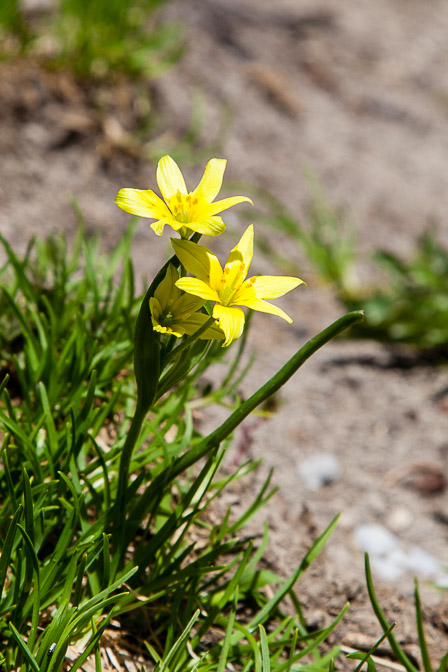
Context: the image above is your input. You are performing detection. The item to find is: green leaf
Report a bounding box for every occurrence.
[247,514,340,632]
[259,625,270,672]
[159,609,200,672]
[0,504,23,603]
[365,554,419,672]
[414,579,433,672]
[8,622,40,672]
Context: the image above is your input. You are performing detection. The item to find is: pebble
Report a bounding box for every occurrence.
[387,506,414,532]
[297,453,341,491]
[354,523,398,556]
[353,522,444,582]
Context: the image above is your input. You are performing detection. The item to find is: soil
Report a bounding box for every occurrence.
[1,0,448,668]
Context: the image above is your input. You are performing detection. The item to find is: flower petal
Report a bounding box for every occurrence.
[176,277,220,302]
[115,188,171,219]
[225,224,254,276]
[154,264,181,305]
[193,158,227,202]
[180,313,224,340]
[172,239,223,286]
[207,195,253,217]
[186,215,226,236]
[149,296,162,322]
[150,219,183,236]
[157,155,187,202]
[213,304,245,347]
[154,324,184,338]
[235,296,294,323]
[250,275,305,299]
[172,293,205,316]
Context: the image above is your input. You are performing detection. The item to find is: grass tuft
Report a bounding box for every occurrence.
[0,223,351,669]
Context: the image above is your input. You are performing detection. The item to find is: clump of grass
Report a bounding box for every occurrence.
[0,222,358,669]
[343,232,448,354]
[0,0,182,78]
[248,181,448,357]
[0,0,31,53]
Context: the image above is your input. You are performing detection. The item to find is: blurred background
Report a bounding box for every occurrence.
[1,0,448,635]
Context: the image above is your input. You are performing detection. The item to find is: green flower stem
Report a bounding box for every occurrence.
[113,231,203,566]
[151,310,363,486]
[162,316,217,367]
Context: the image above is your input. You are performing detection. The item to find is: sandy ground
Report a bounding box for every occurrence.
[1,0,448,665]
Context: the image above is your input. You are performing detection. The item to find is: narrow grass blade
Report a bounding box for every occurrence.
[217,603,237,672]
[159,609,200,672]
[275,603,349,672]
[437,651,448,672]
[259,624,270,672]
[414,579,433,672]
[68,614,114,672]
[365,554,419,672]
[347,623,395,672]
[8,622,40,672]
[22,468,35,544]
[0,504,23,602]
[247,514,340,631]
[228,469,276,533]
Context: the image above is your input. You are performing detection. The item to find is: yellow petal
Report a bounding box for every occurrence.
[186,215,226,236]
[115,188,171,219]
[213,304,245,347]
[193,158,227,202]
[172,293,205,317]
[149,296,162,322]
[250,275,305,299]
[207,195,253,217]
[236,296,293,323]
[154,324,184,338]
[176,277,220,302]
[150,217,182,236]
[157,155,187,202]
[154,264,181,306]
[180,313,224,340]
[172,239,223,286]
[225,224,254,277]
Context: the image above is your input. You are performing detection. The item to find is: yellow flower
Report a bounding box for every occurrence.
[172,225,305,347]
[115,155,252,237]
[150,264,224,340]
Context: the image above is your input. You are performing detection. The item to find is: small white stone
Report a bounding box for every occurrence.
[354,523,398,557]
[370,549,409,581]
[406,546,440,576]
[434,572,448,589]
[297,454,341,491]
[387,506,414,532]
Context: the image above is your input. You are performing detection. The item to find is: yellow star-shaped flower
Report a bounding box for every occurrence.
[115,155,252,237]
[172,225,305,347]
[150,264,224,340]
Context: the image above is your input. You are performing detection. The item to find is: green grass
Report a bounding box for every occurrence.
[0,0,182,78]
[0,222,360,669]
[364,555,448,672]
[0,214,442,670]
[247,181,448,358]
